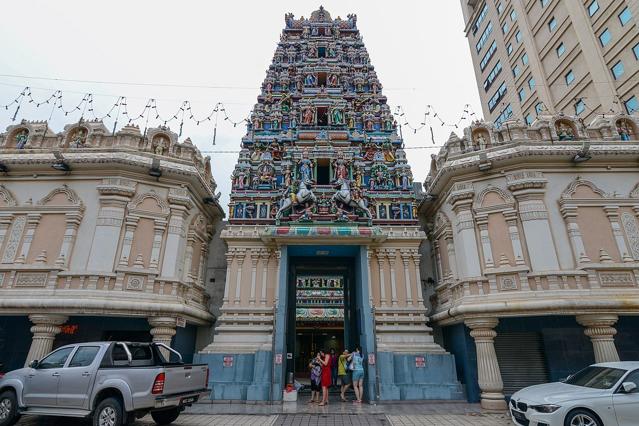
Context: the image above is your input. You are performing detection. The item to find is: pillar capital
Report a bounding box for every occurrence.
[576,314,620,363]
[148,316,177,360]
[25,314,68,366]
[465,317,499,332]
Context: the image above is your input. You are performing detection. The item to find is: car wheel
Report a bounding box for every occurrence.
[564,409,602,426]
[150,408,180,425]
[0,391,19,426]
[93,397,124,426]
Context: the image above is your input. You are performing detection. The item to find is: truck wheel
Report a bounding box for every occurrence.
[93,397,124,426]
[151,408,180,425]
[0,391,20,426]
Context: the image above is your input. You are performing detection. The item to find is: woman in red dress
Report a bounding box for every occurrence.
[319,349,332,406]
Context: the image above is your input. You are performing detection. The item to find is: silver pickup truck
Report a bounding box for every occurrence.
[0,341,209,426]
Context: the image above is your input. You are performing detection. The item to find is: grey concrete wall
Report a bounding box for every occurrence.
[195,221,229,351]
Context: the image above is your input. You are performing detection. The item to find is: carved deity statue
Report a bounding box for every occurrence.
[328,73,339,87]
[557,123,575,141]
[72,128,87,148]
[153,136,168,155]
[302,105,315,125]
[15,129,28,149]
[382,139,395,162]
[298,149,314,183]
[617,119,634,141]
[333,151,349,181]
[304,73,317,86]
[331,107,344,125]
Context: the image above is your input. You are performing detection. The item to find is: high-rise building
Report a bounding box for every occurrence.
[460,0,639,126]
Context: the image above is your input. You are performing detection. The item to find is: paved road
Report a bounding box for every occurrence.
[15,412,512,426]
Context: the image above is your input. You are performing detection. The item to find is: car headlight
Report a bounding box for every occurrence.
[530,404,561,413]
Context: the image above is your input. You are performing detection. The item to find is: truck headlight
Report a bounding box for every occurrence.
[530,404,561,413]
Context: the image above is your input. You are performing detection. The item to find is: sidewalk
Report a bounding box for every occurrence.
[15,401,513,425]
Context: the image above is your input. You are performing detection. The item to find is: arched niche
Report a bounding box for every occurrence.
[555,118,578,141]
[616,118,638,141]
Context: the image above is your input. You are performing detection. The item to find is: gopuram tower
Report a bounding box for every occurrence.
[197,7,463,402]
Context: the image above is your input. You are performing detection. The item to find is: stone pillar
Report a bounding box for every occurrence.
[562,206,590,264]
[466,318,506,411]
[604,207,633,262]
[149,220,167,269]
[56,212,82,267]
[118,217,139,266]
[234,249,246,305]
[88,179,135,271]
[25,314,68,366]
[18,214,42,262]
[249,250,260,305]
[197,242,207,286]
[0,215,14,260]
[576,314,621,363]
[260,249,270,306]
[444,232,458,279]
[400,249,413,305]
[411,249,424,305]
[387,248,398,306]
[223,250,235,304]
[183,235,195,282]
[504,211,526,266]
[149,316,177,361]
[449,184,482,278]
[376,250,388,306]
[162,206,188,277]
[476,216,494,268]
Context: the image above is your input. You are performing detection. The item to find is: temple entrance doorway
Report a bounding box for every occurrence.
[286,253,359,382]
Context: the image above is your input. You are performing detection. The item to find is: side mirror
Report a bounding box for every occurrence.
[621,382,637,394]
[28,360,39,369]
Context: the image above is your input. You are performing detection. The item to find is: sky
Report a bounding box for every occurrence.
[0,0,481,214]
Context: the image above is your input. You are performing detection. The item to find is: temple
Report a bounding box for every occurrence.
[196,7,463,401]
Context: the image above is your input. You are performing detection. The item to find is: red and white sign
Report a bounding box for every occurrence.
[223,356,234,368]
[275,354,283,365]
[368,353,376,365]
[415,356,426,368]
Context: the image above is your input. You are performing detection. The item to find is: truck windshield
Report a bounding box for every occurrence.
[565,366,626,389]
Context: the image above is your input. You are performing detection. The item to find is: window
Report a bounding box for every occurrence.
[575,99,586,115]
[513,65,521,77]
[515,30,523,43]
[528,77,536,90]
[588,1,599,17]
[565,70,575,85]
[599,29,611,47]
[488,82,508,112]
[619,7,632,26]
[507,43,514,56]
[519,88,527,101]
[612,61,624,80]
[557,42,566,57]
[535,102,545,114]
[522,53,529,65]
[540,0,550,7]
[624,370,639,392]
[497,2,504,15]
[38,347,74,369]
[565,366,625,390]
[502,22,509,34]
[626,96,638,114]
[484,61,503,91]
[510,9,517,21]
[525,114,534,125]
[480,41,498,71]
[549,17,557,32]
[634,43,639,60]
[494,104,513,128]
[69,346,100,368]
[476,21,494,52]
[472,3,490,36]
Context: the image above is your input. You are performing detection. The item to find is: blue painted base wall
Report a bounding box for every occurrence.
[0,316,32,372]
[195,351,273,401]
[442,315,639,403]
[377,352,465,400]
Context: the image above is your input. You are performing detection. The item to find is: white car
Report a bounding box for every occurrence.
[510,362,639,426]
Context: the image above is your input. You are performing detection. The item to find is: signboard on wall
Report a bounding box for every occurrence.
[368,353,376,365]
[415,356,426,368]
[176,317,186,328]
[223,356,234,368]
[275,354,283,365]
